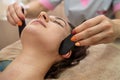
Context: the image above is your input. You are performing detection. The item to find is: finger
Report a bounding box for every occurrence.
[71,19,112,42]
[97,36,116,44]
[8,4,21,25]
[72,15,108,33]
[14,2,25,20]
[7,11,16,26]
[75,29,113,46]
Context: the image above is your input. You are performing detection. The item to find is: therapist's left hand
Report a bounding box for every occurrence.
[71,15,120,46]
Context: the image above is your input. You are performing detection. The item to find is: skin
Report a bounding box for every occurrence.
[7,1,48,26]
[71,15,120,46]
[7,1,120,46]
[0,12,71,80]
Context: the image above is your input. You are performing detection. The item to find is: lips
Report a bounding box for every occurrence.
[31,19,46,27]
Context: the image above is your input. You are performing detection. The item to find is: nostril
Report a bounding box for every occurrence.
[42,15,49,22]
[38,12,49,22]
[43,15,46,19]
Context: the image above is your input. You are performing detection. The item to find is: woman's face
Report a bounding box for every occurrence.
[21,12,71,54]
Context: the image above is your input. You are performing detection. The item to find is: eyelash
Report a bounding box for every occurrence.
[53,20,63,27]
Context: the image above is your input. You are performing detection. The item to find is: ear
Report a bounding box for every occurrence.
[62,50,72,59]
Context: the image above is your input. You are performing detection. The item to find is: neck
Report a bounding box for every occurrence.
[1,49,56,80]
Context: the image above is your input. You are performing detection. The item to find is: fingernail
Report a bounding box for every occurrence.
[21,16,25,20]
[75,42,81,46]
[72,30,76,35]
[17,21,22,26]
[71,36,77,41]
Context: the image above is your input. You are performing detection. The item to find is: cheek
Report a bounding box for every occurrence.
[39,28,68,52]
[41,30,65,47]
[21,24,69,53]
[21,25,44,46]
[44,23,70,48]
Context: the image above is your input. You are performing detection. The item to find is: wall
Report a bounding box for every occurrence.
[0,0,19,49]
[0,20,19,49]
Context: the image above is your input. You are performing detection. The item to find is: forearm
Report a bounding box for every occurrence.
[24,0,49,18]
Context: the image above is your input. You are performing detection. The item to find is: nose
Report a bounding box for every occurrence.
[38,12,49,22]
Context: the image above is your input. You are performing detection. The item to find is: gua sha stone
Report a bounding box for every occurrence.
[59,34,75,55]
[18,8,26,37]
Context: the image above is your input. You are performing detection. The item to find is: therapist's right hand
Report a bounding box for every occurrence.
[7,2,25,26]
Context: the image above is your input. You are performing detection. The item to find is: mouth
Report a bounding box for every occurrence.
[31,19,46,27]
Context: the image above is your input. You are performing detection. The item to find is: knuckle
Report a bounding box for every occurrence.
[15,4,21,10]
[83,21,92,27]
[90,36,98,43]
[108,30,114,35]
[80,40,87,46]
[82,39,92,45]
[11,23,16,26]
[13,2,17,7]
[103,38,111,43]
[105,21,112,27]
[7,4,13,11]
[86,28,93,36]
[99,15,107,19]
[7,5,10,10]
[9,10,14,16]
[81,39,92,46]
[9,20,15,26]
[81,37,97,46]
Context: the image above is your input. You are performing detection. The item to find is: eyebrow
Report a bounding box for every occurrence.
[55,16,66,27]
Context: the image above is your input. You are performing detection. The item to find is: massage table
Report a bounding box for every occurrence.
[0,40,120,80]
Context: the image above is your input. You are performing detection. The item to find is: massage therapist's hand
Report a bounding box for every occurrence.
[7,2,25,26]
[71,15,120,46]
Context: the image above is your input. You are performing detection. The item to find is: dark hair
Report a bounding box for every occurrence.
[45,46,88,78]
[45,22,88,78]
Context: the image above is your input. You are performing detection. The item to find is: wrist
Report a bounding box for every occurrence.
[112,19,120,38]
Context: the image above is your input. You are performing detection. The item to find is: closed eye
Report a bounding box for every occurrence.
[53,20,64,27]
[53,16,66,27]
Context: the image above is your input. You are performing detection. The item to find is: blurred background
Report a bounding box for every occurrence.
[0,0,65,49]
